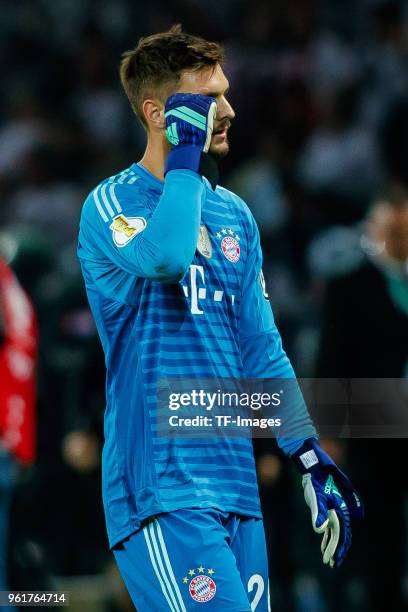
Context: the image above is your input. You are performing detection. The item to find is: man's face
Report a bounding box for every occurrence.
[175,63,235,157]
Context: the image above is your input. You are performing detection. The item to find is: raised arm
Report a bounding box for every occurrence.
[79,93,217,284]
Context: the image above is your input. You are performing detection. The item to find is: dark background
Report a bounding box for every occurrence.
[0,0,407,610]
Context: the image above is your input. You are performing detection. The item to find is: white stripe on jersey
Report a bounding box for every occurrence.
[100,183,115,217]
[117,169,134,184]
[154,520,187,612]
[93,187,109,222]
[143,521,179,611]
[93,170,143,221]
[108,183,123,213]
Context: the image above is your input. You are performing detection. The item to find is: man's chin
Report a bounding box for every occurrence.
[209,140,230,158]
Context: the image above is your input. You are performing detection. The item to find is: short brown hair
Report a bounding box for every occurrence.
[119,24,224,128]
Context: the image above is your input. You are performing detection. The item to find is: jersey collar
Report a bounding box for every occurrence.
[131,162,164,191]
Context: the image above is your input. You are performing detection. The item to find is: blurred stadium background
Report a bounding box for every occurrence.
[0,0,407,610]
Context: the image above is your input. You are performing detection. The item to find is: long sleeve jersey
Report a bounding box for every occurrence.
[77,162,316,548]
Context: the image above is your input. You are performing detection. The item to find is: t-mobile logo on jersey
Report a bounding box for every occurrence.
[181,265,235,315]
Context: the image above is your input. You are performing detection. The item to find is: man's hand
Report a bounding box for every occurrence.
[164,93,218,187]
[292,438,364,568]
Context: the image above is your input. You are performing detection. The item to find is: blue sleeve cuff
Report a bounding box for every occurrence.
[165,145,203,175]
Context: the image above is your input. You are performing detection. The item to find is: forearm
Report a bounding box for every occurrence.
[136,169,203,281]
[241,329,317,455]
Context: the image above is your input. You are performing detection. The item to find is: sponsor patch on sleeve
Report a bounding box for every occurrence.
[110,214,146,247]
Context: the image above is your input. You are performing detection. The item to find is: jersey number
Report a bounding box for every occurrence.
[248,574,264,611]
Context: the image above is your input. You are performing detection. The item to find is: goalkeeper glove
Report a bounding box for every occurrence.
[292,438,364,568]
[164,93,219,188]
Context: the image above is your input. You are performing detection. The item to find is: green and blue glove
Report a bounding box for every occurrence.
[292,438,364,568]
[164,93,218,188]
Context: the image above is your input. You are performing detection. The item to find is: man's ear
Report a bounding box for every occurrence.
[143,99,165,131]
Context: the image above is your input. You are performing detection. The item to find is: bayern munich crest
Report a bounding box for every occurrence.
[182,566,216,603]
[216,228,241,263]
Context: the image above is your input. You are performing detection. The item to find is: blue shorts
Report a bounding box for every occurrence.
[113,508,270,611]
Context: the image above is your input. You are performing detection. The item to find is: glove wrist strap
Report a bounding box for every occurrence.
[292,437,335,475]
[165,147,219,190]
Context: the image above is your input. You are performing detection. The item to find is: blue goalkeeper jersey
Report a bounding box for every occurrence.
[77,162,316,548]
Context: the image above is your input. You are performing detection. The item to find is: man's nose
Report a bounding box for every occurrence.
[217,97,235,121]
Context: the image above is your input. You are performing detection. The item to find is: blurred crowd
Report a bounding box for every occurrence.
[0,1,407,611]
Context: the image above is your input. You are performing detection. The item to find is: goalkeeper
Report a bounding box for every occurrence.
[77,25,363,611]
